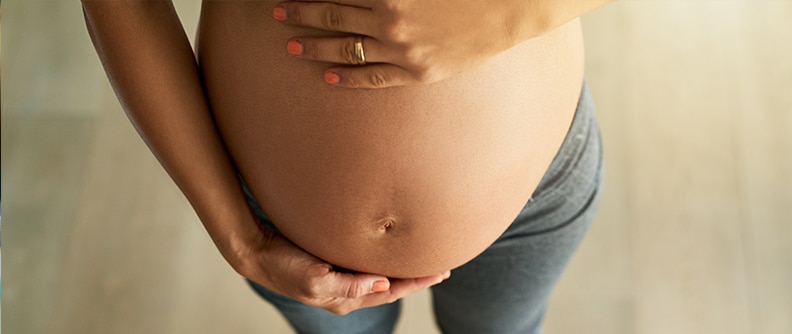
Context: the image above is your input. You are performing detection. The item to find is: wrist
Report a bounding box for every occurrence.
[230,225,284,286]
[196,199,270,274]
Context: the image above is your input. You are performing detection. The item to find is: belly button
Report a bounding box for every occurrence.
[378,218,395,233]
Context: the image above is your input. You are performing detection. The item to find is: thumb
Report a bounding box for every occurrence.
[328,272,391,299]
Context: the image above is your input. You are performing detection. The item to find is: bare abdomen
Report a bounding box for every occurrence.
[196,1,584,278]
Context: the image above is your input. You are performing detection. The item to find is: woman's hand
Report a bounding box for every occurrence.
[235,226,450,315]
[273,0,520,88]
[273,0,613,88]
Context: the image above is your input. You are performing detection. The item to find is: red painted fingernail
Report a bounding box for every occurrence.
[372,280,389,292]
[273,6,287,21]
[287,39,302,55]
[324,71,340,84]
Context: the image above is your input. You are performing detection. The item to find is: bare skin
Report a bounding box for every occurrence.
[197,2,584,278]
[83,1,448,316]
[82,0,610,315]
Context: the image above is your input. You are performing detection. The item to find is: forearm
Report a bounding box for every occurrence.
[507,0,615,42]
[82,1,265,269]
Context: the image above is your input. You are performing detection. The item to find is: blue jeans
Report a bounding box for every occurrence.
[243,80,604,334]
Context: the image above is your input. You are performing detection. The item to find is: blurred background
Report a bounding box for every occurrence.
[2,0,790,333]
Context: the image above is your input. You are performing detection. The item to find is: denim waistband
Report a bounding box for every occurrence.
[241,175,281,233]
[530,79,598,199]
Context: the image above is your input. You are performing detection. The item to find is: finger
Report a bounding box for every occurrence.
[388,274,446,296]
[324,64,417,89]
[356,274,445,308]
[287,36,392,65]
[323,271,391,299]
[290,0,374,8]
[275,2,377,35]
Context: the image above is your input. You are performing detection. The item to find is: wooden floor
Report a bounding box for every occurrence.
[3,1,791,333]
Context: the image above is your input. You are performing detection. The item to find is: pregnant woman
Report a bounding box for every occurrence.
[83,0,612,332]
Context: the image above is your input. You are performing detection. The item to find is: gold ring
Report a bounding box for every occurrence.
[354,36,366,65]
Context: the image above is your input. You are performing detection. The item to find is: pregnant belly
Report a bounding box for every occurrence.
[196,2,584,278]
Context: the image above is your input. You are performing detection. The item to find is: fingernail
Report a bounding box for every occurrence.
[443,271,451,280]
[273,6,287,21]
[324,71,340,84]
[287,39,302,55]
[372,280,389,292]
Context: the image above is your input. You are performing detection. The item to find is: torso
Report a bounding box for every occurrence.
[196,1,585,278]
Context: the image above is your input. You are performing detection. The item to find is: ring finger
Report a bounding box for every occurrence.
[287,36,393,65]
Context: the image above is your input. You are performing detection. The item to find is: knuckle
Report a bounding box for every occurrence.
[322,5,344,30]
[288,5,302,24]
[346,75,359,88]
[402,45,423,65]
[297,290,317,302]
[382,18,408,42]
[297,280,321,300]
[369,69,389,88]
[303,40,321,59]
[344,280,364,299]
[340,38,358,64]
[381,0,403,13]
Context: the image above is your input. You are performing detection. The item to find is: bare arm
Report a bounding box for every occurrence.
[81,0,448,314]
[81,0,263,271]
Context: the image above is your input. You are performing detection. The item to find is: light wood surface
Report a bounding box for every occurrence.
[3,1,790,333]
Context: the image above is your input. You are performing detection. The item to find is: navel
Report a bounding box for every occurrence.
[378,218,396,233]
